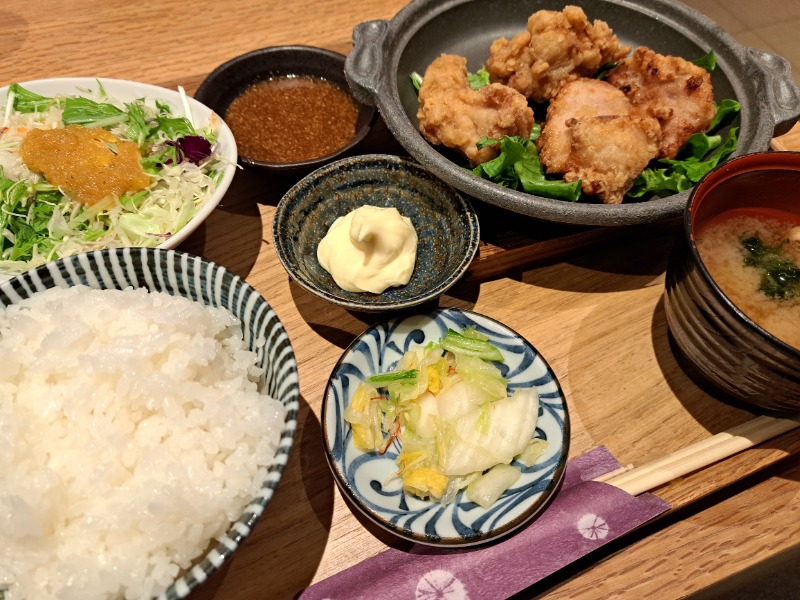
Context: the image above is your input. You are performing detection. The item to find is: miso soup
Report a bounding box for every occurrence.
[695,208,800,350]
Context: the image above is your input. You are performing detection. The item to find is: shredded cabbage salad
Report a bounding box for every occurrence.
[0,81,228,277]
[345,327,548,509]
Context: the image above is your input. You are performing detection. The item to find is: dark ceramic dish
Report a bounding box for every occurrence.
[345,0,800,226]
[664,152,800,416]
[272,154,480,312]
[195,45,377,175]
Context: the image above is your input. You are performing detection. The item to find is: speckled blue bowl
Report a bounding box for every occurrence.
[272,154,480,312]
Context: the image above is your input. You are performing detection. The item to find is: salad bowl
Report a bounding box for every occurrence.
[0,78,237,278]
[322,307,570,546]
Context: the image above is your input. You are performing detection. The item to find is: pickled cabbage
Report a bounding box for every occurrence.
[344,327,547,505]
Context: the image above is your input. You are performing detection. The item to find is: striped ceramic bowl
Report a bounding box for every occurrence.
[0,248,299,600]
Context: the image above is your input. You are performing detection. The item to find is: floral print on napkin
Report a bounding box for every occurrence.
[301,446,670,600]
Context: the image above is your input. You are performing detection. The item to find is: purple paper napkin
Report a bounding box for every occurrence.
[301,446,670,600]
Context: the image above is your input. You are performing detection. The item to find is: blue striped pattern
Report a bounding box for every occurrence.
[0,248,300,600]
[322,308,570,546]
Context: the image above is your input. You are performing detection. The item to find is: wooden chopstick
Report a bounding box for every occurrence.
[598,415,800,496]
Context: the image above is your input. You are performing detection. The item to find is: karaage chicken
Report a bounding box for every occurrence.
[538,78,661,204]
[417,53,534,166]
[485,5,630,103]
[606,46,716,159]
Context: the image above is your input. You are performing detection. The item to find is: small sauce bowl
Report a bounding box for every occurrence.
[664,151,800,416]
[195,45,377,175]
[272,154,480,312]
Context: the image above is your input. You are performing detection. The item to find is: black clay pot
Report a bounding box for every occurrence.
[345,0,800,226]
[664,152,800,416]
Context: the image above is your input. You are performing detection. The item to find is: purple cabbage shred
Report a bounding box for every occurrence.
[178,135,213,164]
[163,136,212,165]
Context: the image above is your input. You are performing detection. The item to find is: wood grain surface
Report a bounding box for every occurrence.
[772,122,800,152]
[2,1,799,599]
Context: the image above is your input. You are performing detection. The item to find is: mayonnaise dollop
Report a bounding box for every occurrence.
[317,205,418,293]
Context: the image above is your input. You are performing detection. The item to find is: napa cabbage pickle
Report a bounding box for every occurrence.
[343,327,548,506]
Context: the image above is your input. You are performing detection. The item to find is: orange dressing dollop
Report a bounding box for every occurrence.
[19,125,151,205]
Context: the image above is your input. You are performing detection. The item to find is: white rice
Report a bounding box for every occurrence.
[0,286,286,600]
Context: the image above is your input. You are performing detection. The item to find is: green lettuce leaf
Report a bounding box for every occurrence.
[628,97,740,199]
[410,67,491,93]
[472,129,582,201]
[467,67,491,91]
[152,116,196,139]
[62,97,126,128]
[410,72,423,93]
[693,50,717,72]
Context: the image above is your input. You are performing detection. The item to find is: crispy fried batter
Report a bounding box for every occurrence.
[416,54,534,167]
[538,78,632,173]
[606,46,716,159]
[538,78,661,204]
[562,115,662,204]
[485,5,630,103]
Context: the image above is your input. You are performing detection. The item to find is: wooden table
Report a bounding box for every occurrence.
[3,1,800,598]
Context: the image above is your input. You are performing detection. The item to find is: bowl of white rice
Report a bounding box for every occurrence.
[0,248,299,600]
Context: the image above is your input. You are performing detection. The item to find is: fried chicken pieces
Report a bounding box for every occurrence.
[485,5,629,103]
[415,7,720,204]
[605,46,717,159]
[538,79,661,203]
[417,54,534,167]
[536,46,716,202]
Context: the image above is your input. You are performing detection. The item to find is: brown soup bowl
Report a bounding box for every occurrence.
[664,151,800,416]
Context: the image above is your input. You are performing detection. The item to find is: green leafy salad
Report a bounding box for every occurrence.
[411,50,741,203]
[345,327,547,508]
[0,81,227,276]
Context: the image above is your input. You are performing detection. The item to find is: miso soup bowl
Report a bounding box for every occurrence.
[664,151,800,416]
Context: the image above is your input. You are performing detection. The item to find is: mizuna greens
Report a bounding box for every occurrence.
[0,82,226,276]
[344,327,548,508]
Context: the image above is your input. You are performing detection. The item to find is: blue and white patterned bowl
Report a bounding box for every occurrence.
[322,307,570,546]
[0,248,300,600]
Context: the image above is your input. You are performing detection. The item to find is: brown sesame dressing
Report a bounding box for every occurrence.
[224,76,359,163]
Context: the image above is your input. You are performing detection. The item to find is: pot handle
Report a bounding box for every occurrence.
[345,20,389,107]
[747,47,800,137]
